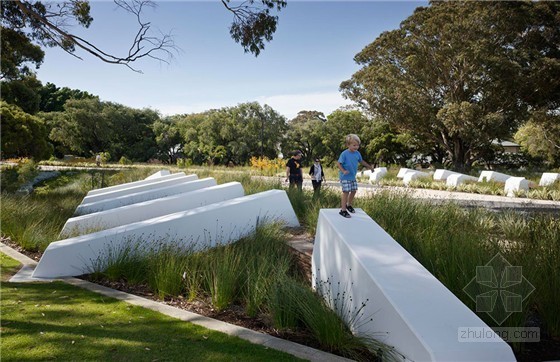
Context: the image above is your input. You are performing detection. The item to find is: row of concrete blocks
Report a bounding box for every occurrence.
[360,167,559,190]
[313,208,515,361]
[32,171,300,278]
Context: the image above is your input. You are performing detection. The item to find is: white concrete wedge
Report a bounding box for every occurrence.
[33,189,299,278]
[61,182,245,237]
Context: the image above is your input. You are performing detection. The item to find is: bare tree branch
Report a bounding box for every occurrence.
[13,0,177,72]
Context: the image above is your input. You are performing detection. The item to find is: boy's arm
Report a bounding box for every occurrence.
[360,160,374,171]
[337,162,349,175]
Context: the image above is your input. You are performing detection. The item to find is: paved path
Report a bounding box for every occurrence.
[256,176,560,212]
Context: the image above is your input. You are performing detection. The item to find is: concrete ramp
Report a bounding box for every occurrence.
[86,172,186,196]
[312,209,515,362]
[34,190,299,278]
[75,178,217,216]
[82,174,197,204]
[61,182,245,237]
[145,170,171,180]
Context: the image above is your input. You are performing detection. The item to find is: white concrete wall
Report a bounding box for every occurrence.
[433,169,460,181]
[75,178,217,216]
[61,182,245,237]
[369,167,388,183]
[82,174,197,204]
[446,174,478,187]
[478,171,512,183]
[403,170,430,186]
[34,190,299,278]
[396,168,412,178]
[312,209,515,362]
[145,170,171,180]
[505,177,529,197]
[539,172,560,187]
[86,172,186,196]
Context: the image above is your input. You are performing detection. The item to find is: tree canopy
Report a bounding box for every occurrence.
[341,1,560,171]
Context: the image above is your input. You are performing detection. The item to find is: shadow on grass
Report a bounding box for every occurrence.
[1,281,303,361]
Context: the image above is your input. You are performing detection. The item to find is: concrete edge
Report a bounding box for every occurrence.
[0,242,351,362]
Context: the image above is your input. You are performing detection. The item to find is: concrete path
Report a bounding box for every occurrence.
[257,176,560,212]
[1,242,348,362]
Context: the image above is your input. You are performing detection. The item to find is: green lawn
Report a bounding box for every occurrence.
[0,254,302,361]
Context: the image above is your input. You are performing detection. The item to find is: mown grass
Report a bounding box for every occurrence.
[0,252,21,281]
[0,278,303,361]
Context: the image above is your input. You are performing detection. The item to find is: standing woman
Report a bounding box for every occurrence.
[309,157,325,198]
[285,150,303,191]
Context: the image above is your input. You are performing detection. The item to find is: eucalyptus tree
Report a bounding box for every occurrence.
[341,1,559,171]
[282,111,326,163]
[48,97,113,156]
[1,101,52,159]
[320,110,370,165]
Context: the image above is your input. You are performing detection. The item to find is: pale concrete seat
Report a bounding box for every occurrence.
[539,172,560,187]
[478,171,512,183]
[402,170,430,186]
[75,177,216,216]
[61,182,245,237]
[446,173,478,187]
[312,209,515,362]
[34,189,299,279]
[504,177,529,197]
[82,174,197,204]
[86,172,186,196]
[433,169,460,181]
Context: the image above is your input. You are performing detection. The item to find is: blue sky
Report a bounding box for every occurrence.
[35,1,427,119]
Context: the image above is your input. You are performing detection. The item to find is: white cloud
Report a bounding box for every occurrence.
[256,91,354,120]
[158,91,354,119]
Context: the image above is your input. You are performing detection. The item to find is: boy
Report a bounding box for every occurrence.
[337,134,374,218]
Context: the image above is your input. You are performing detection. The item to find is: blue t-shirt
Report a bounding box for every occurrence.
[338,149,362,181]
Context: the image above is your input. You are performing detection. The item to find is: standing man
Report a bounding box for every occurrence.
[285,150,303,191]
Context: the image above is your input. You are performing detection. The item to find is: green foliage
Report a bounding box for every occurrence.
[118,156,133,165]
[1,101,52,160]
[515,119,560,167]
[16,159,39,184]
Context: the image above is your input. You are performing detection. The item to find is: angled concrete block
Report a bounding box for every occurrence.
[478,171,512,183]
[446,173,478,187]
[33,189,299,278]
[368,167,388,183]
[505,177,529,197]
[433,169,460,181]
[86,172,186,197]
[539,172,560,187]
[145,169,171,180]
[61,182,245,237]
[403,170,430,186]
[312,209,515,362]
[75,178,217,216]
[396,168,412,178]
[357,170,372,179]
[82,174,197,204]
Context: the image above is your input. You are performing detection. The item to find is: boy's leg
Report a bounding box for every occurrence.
[341,191,349,210]
[347,190,357,206]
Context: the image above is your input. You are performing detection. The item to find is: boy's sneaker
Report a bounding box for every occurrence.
[339,210,351,218]
[346,205,356,213]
